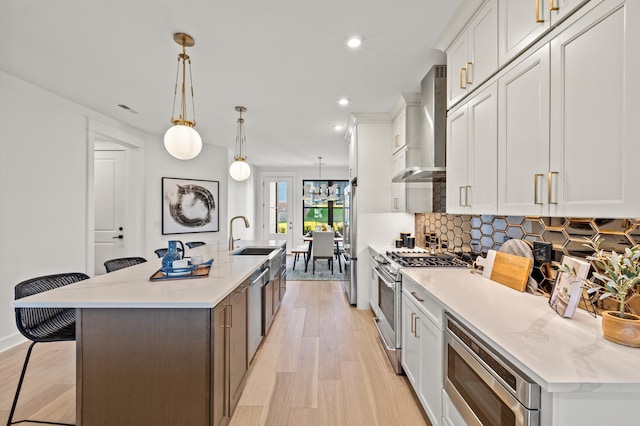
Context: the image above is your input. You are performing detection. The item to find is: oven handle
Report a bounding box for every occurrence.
[373,266,396,289]
[445,332,531,420]
[373,318,396,351]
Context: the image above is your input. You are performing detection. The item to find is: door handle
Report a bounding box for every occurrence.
[548,171,558,205]
[550,0,559,11]
[459,67,467,89]
[465,61,472,84]
[535,0,544,23]
[112,235,124,239]
[533,174,544,205]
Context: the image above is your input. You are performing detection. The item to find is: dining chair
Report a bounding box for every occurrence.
[9,272,90,426]
[104,256,147,273]
[334,240,345,273]
[154,247,183,258]
[186,241,206,249]
[310,231,334,274]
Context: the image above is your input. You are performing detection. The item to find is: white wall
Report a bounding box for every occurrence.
[227,150,257,242]
[0,70,234,351]
[143,134,230,256]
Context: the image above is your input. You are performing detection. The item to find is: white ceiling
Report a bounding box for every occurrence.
[0,0,461,168]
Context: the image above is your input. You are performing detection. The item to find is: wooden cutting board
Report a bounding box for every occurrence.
[481,250,532,292]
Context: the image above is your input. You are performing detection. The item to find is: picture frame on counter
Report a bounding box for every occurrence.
[549,256,591,319]
[162,177,219,234]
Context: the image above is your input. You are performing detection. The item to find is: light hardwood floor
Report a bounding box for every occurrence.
[0,280,429,425]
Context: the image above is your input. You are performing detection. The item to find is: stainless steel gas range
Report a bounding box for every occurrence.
[371,249,470,374]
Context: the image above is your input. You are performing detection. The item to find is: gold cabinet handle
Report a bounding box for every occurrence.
[410,312,416,334]
[535,0,544,23]
[413,315,420,338]
[466,61,473,84]
[394,134,399,147]
[465,186,472,207]
[550,0,559,11]
[534,173,544,205]
[459,186,465,207]
[459,67,467,89]
[548,171,558,205]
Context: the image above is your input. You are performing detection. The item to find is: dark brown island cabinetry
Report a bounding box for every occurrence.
[77,284,249,426]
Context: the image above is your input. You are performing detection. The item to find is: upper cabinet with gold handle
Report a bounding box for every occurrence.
[499,0,590,66]
[445,0,498,108]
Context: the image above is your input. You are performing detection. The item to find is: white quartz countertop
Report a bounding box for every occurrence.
[12,240,286,309]
[400,267,640,393]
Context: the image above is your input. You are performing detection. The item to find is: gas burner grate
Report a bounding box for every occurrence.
[386,251,470,268]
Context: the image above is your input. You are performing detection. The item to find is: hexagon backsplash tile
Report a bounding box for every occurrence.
[414,213,640,293]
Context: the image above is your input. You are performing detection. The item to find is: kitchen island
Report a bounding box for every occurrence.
[401,267,640,426]
[12,240,285,426]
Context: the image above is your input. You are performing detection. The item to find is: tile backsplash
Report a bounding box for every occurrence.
[414,213,640,294]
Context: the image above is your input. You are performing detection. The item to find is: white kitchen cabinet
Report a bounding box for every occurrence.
[401,276,444,426]
[497,44,551,216]
[391,147,433,213]
[447,0,498,108]
[346,113,392,214]
[389,93,432,213]
[369,257,379,314]
[498,0,589,66]
[391,108,406,153]
[442,389,466,426]
[390,93,421,156]
[391,148,407,212]
[402,292,421,390]
[498,0,637,217]
[548,0,634,217]
[446,82,498,215]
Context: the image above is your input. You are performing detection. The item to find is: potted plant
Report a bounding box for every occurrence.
[582,237,640,347]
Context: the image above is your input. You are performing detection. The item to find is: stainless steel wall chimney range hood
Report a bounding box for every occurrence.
[392,65,447,183]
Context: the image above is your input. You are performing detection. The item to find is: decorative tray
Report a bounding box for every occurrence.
[149,259,213,281]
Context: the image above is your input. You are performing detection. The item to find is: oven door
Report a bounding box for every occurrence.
[444,332,539,426]
[372,266,402,374]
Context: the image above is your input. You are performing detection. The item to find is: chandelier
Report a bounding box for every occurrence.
[229,106,251,181]
[303,157,340,203]
[164,33,202,160]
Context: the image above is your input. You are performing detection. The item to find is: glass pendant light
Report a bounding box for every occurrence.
[164,33,202,160]
[229,106,251,181]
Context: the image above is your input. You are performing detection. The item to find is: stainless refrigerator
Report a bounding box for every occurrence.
[343,179,357,304]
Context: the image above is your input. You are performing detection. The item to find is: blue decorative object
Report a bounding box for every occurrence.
[161,240,185,268]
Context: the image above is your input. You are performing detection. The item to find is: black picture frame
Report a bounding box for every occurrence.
[162,177,219,235]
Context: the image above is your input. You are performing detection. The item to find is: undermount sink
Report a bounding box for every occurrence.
[233,247,278,256]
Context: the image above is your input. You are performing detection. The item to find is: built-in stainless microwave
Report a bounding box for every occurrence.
[444,313,540,426]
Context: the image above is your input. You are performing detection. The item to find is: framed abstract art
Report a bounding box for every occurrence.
[162,177,219,234]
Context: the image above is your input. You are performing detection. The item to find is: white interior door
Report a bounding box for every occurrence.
[94,150,126,274]
[262,177,293,251]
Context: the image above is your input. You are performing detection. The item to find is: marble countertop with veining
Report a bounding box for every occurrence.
[12,240,286,309]
[401,267,640,393]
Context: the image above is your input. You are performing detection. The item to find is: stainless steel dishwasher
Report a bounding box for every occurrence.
[248,265,269,363]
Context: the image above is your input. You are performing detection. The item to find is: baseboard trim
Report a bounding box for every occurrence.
[0,332,26,353]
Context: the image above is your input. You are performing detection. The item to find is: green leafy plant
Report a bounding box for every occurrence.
[582,237,640,319]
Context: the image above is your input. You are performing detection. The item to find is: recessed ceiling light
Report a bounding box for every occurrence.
[347,36,362,48]
[333,124,343,131]
[338,98,349,106]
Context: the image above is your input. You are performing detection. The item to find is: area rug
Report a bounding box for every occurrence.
[285,255,347,281]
